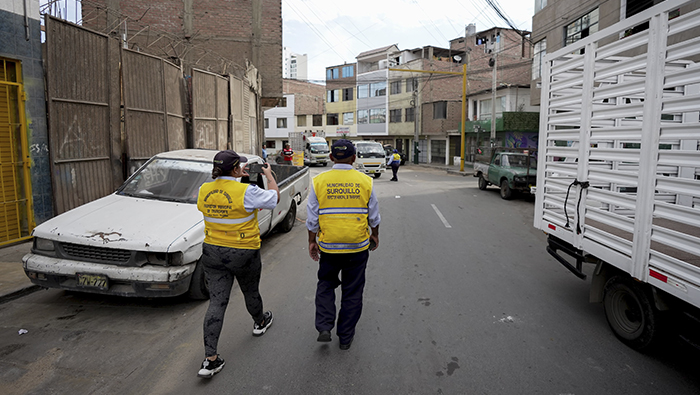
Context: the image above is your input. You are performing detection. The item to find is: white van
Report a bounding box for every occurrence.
[304,136,330,166]
[353,141,386,178]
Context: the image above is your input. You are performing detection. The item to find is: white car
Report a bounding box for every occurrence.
[23,149,309,299]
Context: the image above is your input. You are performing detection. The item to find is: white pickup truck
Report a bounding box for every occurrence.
[535,0,700,350]
[23,149,309,299]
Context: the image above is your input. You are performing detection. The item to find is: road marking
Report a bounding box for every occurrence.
[431,204,452,228]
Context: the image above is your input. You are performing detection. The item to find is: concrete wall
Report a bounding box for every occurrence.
[0,0,53,224]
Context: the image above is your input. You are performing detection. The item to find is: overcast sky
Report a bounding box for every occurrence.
[283,0,535,83]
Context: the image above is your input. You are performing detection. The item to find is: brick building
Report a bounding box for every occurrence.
[82,0,283,104]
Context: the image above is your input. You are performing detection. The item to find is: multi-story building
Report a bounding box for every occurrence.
[324,63,357,142]
[283,47,308,81]
[264,79,325,156]
[355,46,396,141]
[530,0,700,106]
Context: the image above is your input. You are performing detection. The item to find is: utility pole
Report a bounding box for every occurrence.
[412,89,419,164]
[490,31,498,147]
[389,66,468,171]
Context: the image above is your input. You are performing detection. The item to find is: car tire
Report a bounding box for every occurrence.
[278,201,297,233]
[603,276,661,351]
[500,179,512,200]
[323,162,328,167]
[275,156,283,164]
[478,175,488,190]
[188,261,209,300]
[373,173,381,179]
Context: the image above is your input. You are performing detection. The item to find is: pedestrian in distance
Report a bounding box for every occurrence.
[195,150,280,378]
[282,143,293,165]
[389,149,401,181]
[306,139,381,350]
[262,144,268,162]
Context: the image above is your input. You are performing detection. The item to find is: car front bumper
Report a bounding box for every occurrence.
[23,253,196,297]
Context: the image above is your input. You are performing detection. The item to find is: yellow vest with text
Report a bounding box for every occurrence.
[313,169,373,253]
[197,179,260,249]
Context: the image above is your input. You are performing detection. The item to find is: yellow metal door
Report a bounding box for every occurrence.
[0,58,34,245]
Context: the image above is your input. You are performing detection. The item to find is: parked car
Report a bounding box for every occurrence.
[473,148,537,199]
[23,149,310,299]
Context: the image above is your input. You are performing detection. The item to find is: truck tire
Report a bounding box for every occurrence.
[278,201,297,233]
[323,162,328,167]
[603,276,660,350]
[478,175,488,190]
[373,173,381,179]
[188,261,209,300]
[500,179,512,200]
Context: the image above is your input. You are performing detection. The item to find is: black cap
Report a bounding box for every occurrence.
[213,150,247,172]
[331,139,356,159]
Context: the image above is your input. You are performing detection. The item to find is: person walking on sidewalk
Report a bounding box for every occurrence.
[196,150,280,378]
[389,149,401,181]
[306,139,381,350]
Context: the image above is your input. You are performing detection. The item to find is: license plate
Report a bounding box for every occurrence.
[369,170,375,173]
[76,273,109,290]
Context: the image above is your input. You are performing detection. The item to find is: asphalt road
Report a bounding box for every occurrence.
[1,165,698,394]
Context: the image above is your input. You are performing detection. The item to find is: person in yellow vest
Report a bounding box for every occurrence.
[306,139,381,350]
[389,149,401,181]
[196,150,280,378]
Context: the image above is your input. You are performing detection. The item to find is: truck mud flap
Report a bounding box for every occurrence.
[547,236,587,280]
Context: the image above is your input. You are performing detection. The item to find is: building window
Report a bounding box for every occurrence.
[265,140,276,150]
[390,81,402,95]
[390,109,402,123]
[327,113,339,126]
[326,68,339,80]
[277,118,287,128]
[327,89,340,103]
[406,78,418,92]
[479,97,506,120]
[534,0,547,13]
[433,102,447,119]
[343,88,353,101]
[264,118,269,129]
[313,114,323,126]
[370,81,386,97]
[565,8,599,48]
[405,107,415,122]
[342,65,354,78]
[357,109,368,124]
[343,112,354,125]
[369,108,386,124]
[532,39,546,80]
[297,115,307,127]
[358,84,369,99]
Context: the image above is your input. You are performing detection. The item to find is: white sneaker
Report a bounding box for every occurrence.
[197,356,225,378]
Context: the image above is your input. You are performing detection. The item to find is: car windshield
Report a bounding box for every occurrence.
[310,143,329,154]
[502,154,537,169]
[356,143,384,155]
[117,158,212,204]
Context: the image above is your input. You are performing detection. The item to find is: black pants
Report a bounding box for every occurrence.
[315,250,369,344]
[391,162,399,180]
[201,243,264,357]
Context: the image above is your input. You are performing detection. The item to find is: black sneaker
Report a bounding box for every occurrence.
[339,337,354,350]
[253,311,273,336]
[317,330,332,342]
[197,356,225,378]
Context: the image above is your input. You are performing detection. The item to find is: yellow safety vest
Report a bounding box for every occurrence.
[197,179,260,249]
[392,153,401,162]
[313,169,373,253]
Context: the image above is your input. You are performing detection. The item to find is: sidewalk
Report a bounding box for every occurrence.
[0,240,39,303]
[412,161,475,177]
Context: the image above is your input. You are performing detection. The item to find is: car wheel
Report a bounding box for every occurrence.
[275,156,283,164]
[373,173,381,179]
[188,261,209,300]
[323,162,328,167]
[500,179,512,200]
[603,276,661,350]
[278,201,297,233]
[478,175,488,190]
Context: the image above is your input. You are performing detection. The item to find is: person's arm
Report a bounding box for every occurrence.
[369,225,379,251]
[308,230,320,261]
[306,185,320,261]
[261,163,280,203]
[367,188,381,251]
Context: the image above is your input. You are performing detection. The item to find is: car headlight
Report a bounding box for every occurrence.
[34,237,56,254]
[147,252,184,266]
[514,176,524,182]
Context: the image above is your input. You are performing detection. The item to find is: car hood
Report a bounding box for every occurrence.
[33,194,204,252]
[506,167,537,176]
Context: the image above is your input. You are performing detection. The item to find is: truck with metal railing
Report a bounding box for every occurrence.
[534,0,700,350]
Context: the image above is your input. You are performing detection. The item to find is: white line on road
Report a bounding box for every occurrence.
[431,204,452,228]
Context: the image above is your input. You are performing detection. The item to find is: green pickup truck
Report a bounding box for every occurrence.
[473,148,537,199]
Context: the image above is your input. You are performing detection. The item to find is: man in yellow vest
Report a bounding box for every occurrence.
[306,139,381,350]
[196,150,279,378]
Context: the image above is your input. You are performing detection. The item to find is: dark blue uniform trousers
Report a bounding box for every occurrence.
[315,249,369,344]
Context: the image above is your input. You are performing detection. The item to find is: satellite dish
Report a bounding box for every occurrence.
[453,55,462,62]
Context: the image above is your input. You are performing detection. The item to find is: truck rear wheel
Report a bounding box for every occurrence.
[603,276,660,350]
[278,201,297,233]
[188,261,209,300]
[500,180,512,200]
[478,175,488,190]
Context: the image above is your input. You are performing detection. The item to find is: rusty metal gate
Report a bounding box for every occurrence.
[122,49,187,175]
[0,58,33,245]
[45,16,122,214]
[192,69,229,150]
